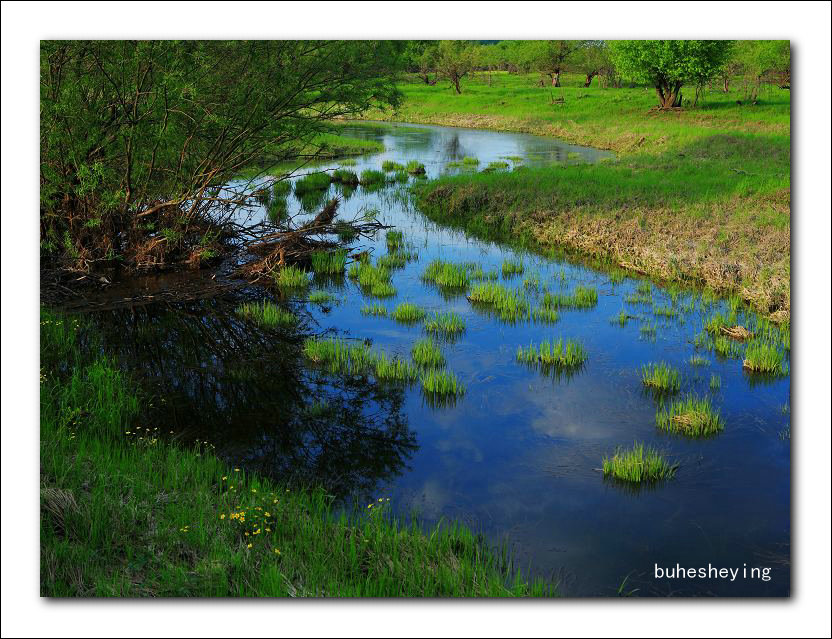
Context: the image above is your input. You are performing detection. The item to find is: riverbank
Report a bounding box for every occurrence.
[40,307,553,597]
[364,72,791,319]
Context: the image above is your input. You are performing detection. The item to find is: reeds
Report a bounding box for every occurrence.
[423,312,466,338]
[361,303,388,317]
[274,265,311,291]
[501,259,525,277]
[656,394,724,437]
[420,369,465,399]
[360,169,386,186]
[382,160,404,172]
[235,300,296,327]
[308,291,336,304]
[469,282,530,322]
[542,286,598,310]
[422,260,472,291]
[309,249,348,275]
[391,302,427,324]
[331,169,360,186]
[411,339,445,369]
[743,340,787,375]
[602,443,677,483]
[294,172,331,195]
[516,338,588,370]
[641,362,681,393]
[406,160,426,175]
[348,261,396,298]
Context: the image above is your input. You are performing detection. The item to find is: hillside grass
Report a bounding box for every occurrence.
[364,72,790,319]
[40,307,554,597]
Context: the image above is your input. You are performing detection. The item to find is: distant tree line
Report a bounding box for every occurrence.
[402,40,791,104]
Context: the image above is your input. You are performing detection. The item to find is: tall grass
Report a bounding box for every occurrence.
[294,172,331,195]
[602,443,677,483]
[411,339,445,369]
[423,312,466,338]
[516,338,588,371]
[542,286,598,310]
[391,302,427,324]
[309,249,348,275]
[656,395,724,437]
[640,362,681,393]
[274,265,311,291]
[468,282,530,322]
[348,260,396,298]
[422,260,472,291]
[743,340,787,375]
[501,259,524,277]
[236,300,296,327]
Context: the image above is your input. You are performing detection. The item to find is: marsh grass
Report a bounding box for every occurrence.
[516,338,588,372]
[639,322,657,339]
[382,160,404,172]
[422,260,472,291]
[602,443,677,483]
[274,265,311,291]
[361,303,388,317]
[420,369,465,400]
[709,374,722,390]
[652,305,678,319]
[294,172,332,195]
[423,312,466,339]
[331,169,360,186]
[501,259,524,277]
[348,261,396,298]
[688,355,710,367]
[469,282,530,322]
[236,300,296,328]
[360,169,387,187]
[373,353,419,383]
[309,249,348,275]
[308,291,336,305]
[411,339,445,369]
[641,362,681,394]
[385,230,405,252]
[267,197,289,224]
[531,307,560,324]
[542,286,598,310]
[391,302,427,324]
[303,337,376,376]
[406,160,426,175]
[462,156,479,166]
[656,395,724,437]
[743,340,787,375]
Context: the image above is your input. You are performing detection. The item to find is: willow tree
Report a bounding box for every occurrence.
[609,40,733,109]
[40,40,403,271]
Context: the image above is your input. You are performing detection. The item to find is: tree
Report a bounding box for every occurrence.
[734,40,790,99]
[572,41,613,87]
[435,40,474,94]
[531,40,582,87]
[609,40,734,108]
[40,41,403,271]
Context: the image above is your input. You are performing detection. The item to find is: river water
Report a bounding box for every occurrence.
[92,121,790,596]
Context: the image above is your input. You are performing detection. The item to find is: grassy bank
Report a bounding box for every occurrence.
[40,308,551,597]
[367,72,790,319]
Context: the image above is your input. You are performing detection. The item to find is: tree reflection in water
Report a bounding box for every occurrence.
[90,294,417,503]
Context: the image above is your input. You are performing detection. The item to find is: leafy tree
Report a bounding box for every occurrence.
[531,40,582,87]
[572,41,613,87]
[435,40,475,94]
[609,40,733,108]
[40,41,403,270]
[734,40,790,98]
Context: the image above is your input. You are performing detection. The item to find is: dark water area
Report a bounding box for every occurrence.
[89,122,790,596]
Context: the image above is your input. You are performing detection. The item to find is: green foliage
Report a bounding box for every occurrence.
[542,286,598,310]
[361,303,388,317]
[294,172,332,195]
[360,169,387,186]
[602,443,677,483]
[469,282,530,322]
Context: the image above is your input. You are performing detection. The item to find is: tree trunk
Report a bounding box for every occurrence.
[584,72,597,88]
[656,82,682,109]
[452,76,462,94]
[723,76,730,92]
[552,71,561,87]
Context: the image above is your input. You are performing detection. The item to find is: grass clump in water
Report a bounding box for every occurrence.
[422,260,471,291]
[656,394,724,437]
[602,443,677,483]
[641,362,681,393]
[274,265,311,291]
[348,261,396,298]
[302,337,376,375]
[308,291,336,305]
[391,302,427,324]
[462,156,479,166]
[406,160,426,175]
[532,306,560,324]
[360,169,387,187]
[743,340,787,375]
[543,286,598,310]
[516,338,588,371]
[501,259,524,277]
[469,282,530,322]
[331,169,360,186]
[411,339,445,369]
[294,172,331,195]
[420,369,465,400]
[309,249,348,275]
[709,374,721,390]
[382,160,404,172]
[652,304,678,319]
[361,303,387,317]
[424,312,466,338]
[385,230,405,252]
[373,353,419,383]
[235,300,296,328]
[688,354,710,367]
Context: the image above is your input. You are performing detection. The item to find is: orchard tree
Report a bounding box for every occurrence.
[435,40,475,94]
[609,40,733,108]
[573,41,613,87]
[532,40,582,87]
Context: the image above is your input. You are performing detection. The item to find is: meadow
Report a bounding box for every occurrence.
[362,71,790,319]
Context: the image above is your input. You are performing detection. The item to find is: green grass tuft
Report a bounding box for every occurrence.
[656,394,724,437]
[391,302,427,324]
[743,340,787,375]
[423,312,466,338]
[411,339,445,369]
[236,300,296,327]
[274,265,311,291]
[602,443,677,483]
[309,249,348,275]
[516,338,588,371]
[641,362,681,393]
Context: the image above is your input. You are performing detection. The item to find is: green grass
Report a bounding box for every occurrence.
[688,355,710,367]
[382,160,404,172]
[516,338,588,371]
[422,260,472,290]
[309,249,348,275]
[420,369,465,399]
[236,300,296,327]
[423,312,466,338]
[360,303,388,317]
[656,394,724,438]
[273,265,311,291]
[41,310,548,597]
[709,374,722,390]
[411,339,445,369]
[385,230,405,252]
[267,197,288,224]
[531,306,560,324]
[639,322,657,339]
[331,169,360,186]
[501,259,524,277]
[359,169,387,187]
[303,337,376,376]
[485,161,510,171]
[615,310,632,326]
[743,340,788,375]
[308,291,336,305]
[641,362,681,393]
[542,286,598,310]
[293,172,332,195]
[406,160,426,175]
[468,282,530,322]
[338,158,357,167]
[373,353,419,383]
[397,71,790,320]
[462,156,479,166]
[652,304,679,319]
[602,443,677,483]
[348,260,396,298]
[391,302,427,324]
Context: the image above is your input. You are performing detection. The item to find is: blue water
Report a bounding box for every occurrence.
[95,122,790,596]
